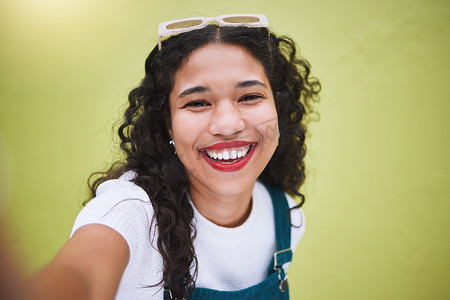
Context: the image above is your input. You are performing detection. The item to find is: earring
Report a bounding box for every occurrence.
[277,132,280,146]
[169,139,176,154]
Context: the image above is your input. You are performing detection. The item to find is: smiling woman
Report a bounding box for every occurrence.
[16,14,320,300]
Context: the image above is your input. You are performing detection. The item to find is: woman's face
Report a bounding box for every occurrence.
[169,43,278,198]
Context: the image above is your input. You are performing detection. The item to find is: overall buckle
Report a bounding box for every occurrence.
[273,248,292,270]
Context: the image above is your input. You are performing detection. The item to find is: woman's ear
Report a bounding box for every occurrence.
[164,117,173,139]
[165,112,173,139]
[167,126,173,140]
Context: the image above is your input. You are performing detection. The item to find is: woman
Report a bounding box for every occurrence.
[28,14,320,300]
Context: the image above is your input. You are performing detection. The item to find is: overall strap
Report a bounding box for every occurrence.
[265,185,293,273]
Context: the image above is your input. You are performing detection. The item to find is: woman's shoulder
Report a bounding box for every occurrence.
[284,192,306,253]
[71,171,155,241]
[254,181,305,251]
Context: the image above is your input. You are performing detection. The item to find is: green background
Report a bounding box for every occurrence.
[1,0,449,299]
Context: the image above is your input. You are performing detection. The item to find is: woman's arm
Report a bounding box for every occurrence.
[25,224,129,300]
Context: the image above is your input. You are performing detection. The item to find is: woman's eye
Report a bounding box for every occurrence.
[183,100,210,108]
[239,94,263,102]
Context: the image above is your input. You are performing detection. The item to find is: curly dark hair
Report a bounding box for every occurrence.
[87,24,320,299]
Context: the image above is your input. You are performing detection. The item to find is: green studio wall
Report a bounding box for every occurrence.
[0,0,448,299]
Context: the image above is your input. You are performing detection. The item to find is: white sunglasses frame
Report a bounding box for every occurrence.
[157,14,269,50]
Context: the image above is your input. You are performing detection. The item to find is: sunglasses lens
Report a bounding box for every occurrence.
[166,20,203,30]
[222,16,260,24]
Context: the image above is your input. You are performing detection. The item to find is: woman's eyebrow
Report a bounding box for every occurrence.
[179,86,210,98]
[235,80,267,89]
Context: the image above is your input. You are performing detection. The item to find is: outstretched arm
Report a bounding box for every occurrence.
[3,224,129,300]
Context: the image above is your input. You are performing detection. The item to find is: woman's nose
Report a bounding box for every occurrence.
[209,101,245,136]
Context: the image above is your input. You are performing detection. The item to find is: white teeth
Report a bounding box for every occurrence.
[237,150,247,158]
[205,145,252,161]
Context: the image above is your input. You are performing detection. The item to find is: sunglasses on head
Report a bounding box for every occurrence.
[158,14,269,50]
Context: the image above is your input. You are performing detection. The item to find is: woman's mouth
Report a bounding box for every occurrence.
[199,141,257,172]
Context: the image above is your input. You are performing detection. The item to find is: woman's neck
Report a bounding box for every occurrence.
[189,184,254,228]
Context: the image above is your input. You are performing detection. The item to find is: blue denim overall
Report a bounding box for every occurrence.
[164,185,293,300]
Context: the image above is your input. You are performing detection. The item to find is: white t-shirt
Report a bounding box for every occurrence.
[71,172,305,300]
